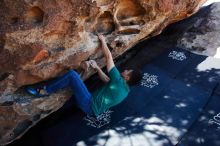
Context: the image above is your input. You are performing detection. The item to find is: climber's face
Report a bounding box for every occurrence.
[121,69,133,81]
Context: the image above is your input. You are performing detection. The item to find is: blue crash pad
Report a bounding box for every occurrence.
[215,82,220,95]
[177,95,220,146]
[176,55,220,92]
[98,80,210,146]
[124,64,173,112]
[152,47,192,78]
[41,97,136,146]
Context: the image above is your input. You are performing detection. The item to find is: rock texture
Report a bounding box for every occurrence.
[0,0,206,145]
[177,2,220,57]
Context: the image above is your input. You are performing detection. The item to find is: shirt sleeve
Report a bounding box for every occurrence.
[108,67,121,81]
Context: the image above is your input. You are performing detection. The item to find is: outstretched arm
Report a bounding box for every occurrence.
[97,34,115,72]
[90,60,110,83]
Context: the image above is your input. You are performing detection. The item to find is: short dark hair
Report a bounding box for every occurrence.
[127,69,142,86]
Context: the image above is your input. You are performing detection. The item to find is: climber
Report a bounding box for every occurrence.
[26,34,142,116]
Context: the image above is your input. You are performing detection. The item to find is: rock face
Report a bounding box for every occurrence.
[0,0,206,145]
[177,2,220,57]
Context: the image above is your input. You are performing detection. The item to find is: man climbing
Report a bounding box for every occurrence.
[27,34,142,116]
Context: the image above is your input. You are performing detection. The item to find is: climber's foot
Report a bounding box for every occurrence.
[26,86,49,97]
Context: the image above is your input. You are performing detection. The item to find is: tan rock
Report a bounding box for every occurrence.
[0,0,206,87]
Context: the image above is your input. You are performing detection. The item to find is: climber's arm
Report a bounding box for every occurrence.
[90,60,110,83]
[97,34,115,72]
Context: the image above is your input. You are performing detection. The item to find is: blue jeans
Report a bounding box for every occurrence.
[45,70,93,115]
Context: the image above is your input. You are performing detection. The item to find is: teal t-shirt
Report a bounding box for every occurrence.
[91,67,130,116]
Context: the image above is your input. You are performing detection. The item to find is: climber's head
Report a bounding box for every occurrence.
[121,69,142,86]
